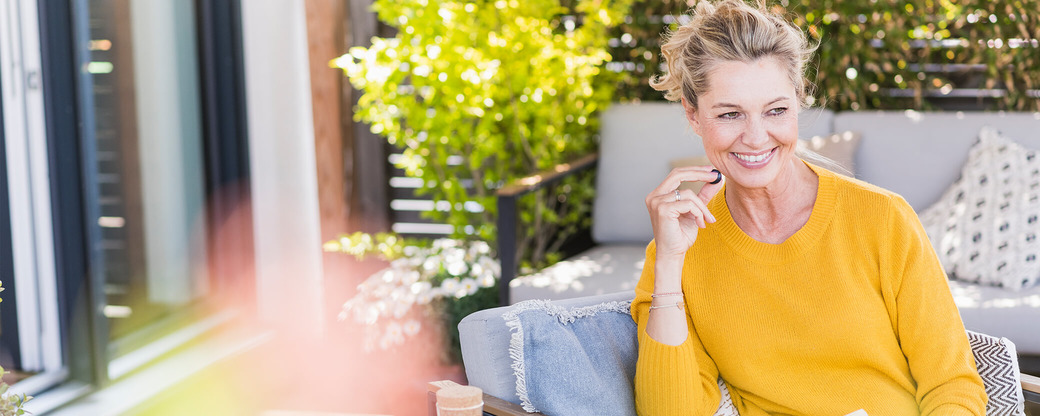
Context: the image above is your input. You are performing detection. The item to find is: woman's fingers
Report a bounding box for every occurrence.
[646,166,721,257]
[651,166,722,196]
[650,189,714,228]
[677,189,715,226]
[698,170,725,204]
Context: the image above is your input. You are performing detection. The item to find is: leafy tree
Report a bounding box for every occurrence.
[337,0,631,267]
[611,0,1040,111]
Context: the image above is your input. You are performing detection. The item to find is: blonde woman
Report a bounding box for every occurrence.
[632,1,987,414]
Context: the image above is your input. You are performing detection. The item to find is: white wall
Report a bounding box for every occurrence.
[239,0,325,334]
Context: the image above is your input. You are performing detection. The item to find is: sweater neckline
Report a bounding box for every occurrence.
[709,162,838,265]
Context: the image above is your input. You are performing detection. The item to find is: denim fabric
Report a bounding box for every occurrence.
[504,300,638,416]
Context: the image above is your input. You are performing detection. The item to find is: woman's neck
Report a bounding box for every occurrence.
[726,159,819,244]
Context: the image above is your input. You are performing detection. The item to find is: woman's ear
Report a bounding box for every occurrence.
[681,96,701,135]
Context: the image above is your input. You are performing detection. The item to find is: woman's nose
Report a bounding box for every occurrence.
[741,116,769,147]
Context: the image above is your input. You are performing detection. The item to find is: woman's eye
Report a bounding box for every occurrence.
[719,112,740,119]
[768,107,788,116]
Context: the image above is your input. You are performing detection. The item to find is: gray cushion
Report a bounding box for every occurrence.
[834,111,1040,211]
[951,278,1040,355]
[593,103,834,244]
[508,244,647,304]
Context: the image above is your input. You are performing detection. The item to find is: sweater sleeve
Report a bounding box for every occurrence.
[881,196,988,415]
[631,241,725,416]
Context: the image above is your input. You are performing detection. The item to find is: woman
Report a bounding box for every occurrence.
[631,1,987,414]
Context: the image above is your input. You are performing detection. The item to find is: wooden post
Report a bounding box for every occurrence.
[304,0,350,239]
[345,0,390,233]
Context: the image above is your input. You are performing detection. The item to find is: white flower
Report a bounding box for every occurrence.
[380,269,397,283]
[361,305,379,325]
[422,256,440,272]
[446,258,468,276]
[440,277,460,294]
[374,300,389,316]
[477,273,496,288]
[403,320,421,336]
[459,278,479,297]
[417,291,435,304]
[385,321,404,344]
[371,283,392,299]
[401,270,421,285]
[392,300,410,319]
[403,245,420,257]
[481,256,501,277]
[390,258,411,269]
[470,240,491,255]
[432,239,458,250]
[410,281,432,295]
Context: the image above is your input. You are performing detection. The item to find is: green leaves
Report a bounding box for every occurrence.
[612,0,1040,111]
[337,0,631,266]
[0,365,31,416]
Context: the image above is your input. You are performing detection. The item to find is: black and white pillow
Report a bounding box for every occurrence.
[966,330,1025,415]
[920,127,1040,290]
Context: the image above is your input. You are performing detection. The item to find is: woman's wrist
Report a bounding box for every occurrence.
[653,257,685,293]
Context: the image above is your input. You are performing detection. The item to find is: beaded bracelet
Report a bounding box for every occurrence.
[651,292,683,298]
[649,302,685,311]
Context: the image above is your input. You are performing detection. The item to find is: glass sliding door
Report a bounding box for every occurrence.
[74,0,213,359]
[1,0,250,408]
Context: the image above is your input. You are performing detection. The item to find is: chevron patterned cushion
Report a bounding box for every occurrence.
[967,330,1025,415]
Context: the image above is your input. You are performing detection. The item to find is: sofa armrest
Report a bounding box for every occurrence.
[428,380,546,416]
[1024,373,1040,405]
[495,153,598,305]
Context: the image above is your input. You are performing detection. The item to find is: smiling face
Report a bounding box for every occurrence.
[686,57,800,192]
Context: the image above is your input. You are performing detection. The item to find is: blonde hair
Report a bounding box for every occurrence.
[651,0,816,108]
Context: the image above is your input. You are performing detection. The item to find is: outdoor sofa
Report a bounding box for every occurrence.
[445,291,1040,415]
[498,103,1040,356]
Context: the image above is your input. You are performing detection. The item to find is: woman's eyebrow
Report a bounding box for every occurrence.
[711,96,791,110]
[711,102,741,109]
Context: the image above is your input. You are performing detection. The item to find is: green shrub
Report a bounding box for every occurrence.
[611,0,1040,110]
[337,0,632,269]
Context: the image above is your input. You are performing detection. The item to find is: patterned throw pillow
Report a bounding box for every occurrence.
[966,330,1025,415]
[503,299,739,416]
[920,127,1040,290]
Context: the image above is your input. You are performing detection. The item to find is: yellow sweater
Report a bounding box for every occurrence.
[632,164,987,415]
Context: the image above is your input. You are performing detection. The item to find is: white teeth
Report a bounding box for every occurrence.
[735,152,768,163]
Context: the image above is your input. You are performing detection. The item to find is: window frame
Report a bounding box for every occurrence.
[4,0,255,401]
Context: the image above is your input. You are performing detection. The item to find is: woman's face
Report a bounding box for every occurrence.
[686,57,800,191]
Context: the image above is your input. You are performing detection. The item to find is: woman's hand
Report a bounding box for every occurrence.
[645,166,726,261]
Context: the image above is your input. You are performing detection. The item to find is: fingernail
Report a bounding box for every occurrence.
[707,212,717,223]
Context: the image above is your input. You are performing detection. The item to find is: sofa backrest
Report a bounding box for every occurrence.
[593,102,834,244]
[835,111,1040,211]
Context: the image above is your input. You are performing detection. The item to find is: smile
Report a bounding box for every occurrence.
[732,148,776,166]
